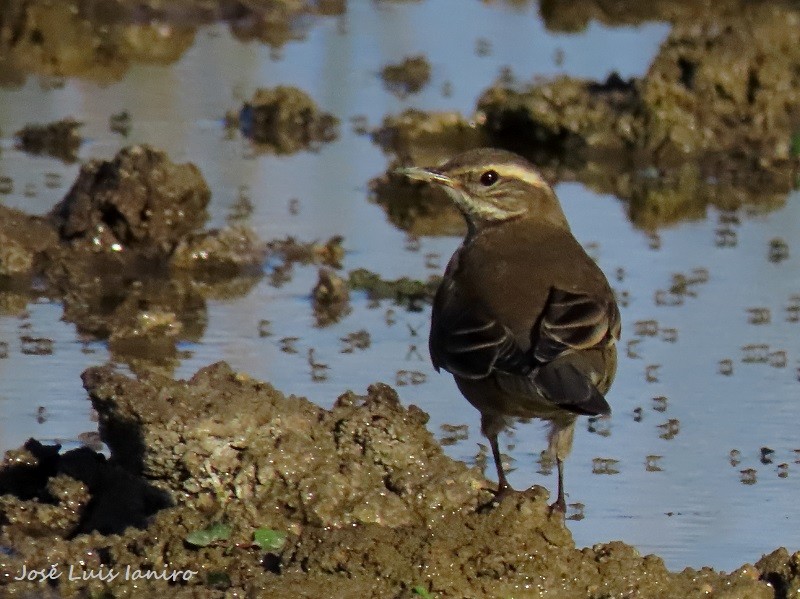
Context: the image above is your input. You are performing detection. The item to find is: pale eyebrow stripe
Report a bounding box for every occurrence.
[494,164,548,189]
[449,163,548,189]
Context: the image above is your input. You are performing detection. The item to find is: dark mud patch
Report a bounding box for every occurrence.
[14,118,82,163]
[232,86,340,154]
[0,361,795,597]
[380,55,432,98]
[50,145,210,255]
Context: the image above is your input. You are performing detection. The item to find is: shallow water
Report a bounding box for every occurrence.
[1,0,798,572]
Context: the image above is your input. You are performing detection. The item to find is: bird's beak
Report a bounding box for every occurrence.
[394,166,456,188]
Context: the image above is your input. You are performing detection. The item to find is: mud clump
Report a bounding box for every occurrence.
[14,118,82,163]
[49,145,210,256]
[381,55,432,97]
[348,267,440,310]
[372,108,487,165]
[0,361,792,597]
[171,226,268,274]
[312,267,351,326]
[234,86,339,153]
[0,144,265,369]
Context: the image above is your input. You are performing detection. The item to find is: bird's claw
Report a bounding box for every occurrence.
[477,482,516,512]
[548,497,566,517]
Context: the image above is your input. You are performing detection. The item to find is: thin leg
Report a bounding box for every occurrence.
[547,419,574,514]
[551,457,566,513]
[489,433,512,496]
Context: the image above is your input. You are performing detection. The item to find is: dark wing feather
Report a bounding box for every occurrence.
[534,287,618,363]
[533,360,611,415]
[432,278,617,417]
[490,287,617,416]
[429,279,530,379]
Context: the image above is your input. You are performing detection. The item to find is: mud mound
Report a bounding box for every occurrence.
[49,145,210,255]
[235,86,339,153]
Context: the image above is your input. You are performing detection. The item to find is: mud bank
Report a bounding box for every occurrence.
[0,361,797,597]
[0,144,266,371]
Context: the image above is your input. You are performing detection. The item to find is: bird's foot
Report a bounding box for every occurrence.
[477,482,517,512]
[548,496,566,518]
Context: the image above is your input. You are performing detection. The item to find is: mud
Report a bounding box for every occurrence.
[380,55,432,98]
[233,86,340,154]
[0,362,796,597]
[0,145,265,371]
[0,0,343,86]
[14,119,82,163]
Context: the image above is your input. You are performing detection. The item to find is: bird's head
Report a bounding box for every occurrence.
[396,148,568,233]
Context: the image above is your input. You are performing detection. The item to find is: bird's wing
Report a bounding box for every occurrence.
[429,278,530,379]
[431,281,618,417]
[533,287,620,363]
[525,286,619,415]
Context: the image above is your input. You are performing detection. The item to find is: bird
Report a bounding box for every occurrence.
[397,148,620,512]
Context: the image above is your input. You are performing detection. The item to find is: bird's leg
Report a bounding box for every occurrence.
[551,456,566,514]
[489,432,514,500]
[547,419,574,515]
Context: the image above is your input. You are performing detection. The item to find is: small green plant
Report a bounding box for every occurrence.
[252,528,287,551]
[412,586,435,598]
[185,522,232,547]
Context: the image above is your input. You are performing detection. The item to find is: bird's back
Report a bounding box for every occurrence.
[447,218,614,350]
[430,216,619,414]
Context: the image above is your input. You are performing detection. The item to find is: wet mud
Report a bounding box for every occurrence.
[0,362,797,598]
[232,87,340,154]
[0,144,265,372]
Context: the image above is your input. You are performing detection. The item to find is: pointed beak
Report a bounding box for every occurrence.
[394,166,456,188]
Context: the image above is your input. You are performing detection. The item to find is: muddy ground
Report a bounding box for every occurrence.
[0,362,797,598]
[2,0,800,597]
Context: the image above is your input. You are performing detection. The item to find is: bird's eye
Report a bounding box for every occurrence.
[479,170,499,186]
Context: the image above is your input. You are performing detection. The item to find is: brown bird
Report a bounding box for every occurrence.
[398,148,620,511]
